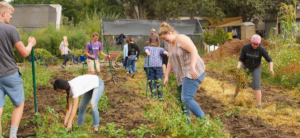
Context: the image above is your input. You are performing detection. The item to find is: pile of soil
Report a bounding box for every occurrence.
[202,38,270,64]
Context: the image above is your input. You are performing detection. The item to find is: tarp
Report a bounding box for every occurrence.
[102,19,203,36]
[10,4,62,32]
[206,17,242,28]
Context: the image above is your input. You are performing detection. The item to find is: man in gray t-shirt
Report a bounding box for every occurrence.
[0,2,36,138]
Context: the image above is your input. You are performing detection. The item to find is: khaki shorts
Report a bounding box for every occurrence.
[87,59,100,72]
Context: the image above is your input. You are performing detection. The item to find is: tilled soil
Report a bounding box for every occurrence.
[4,69,298,138]
[3,70,76,137]
[98,69,153,138]
[196,87,297,138]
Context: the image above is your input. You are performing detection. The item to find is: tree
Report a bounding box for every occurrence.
[214,27,228,45]
[200,0,295,22]
[121,0,145,19]
[153,0,183,20]
[181,0,203,19]
[10,0,124,24]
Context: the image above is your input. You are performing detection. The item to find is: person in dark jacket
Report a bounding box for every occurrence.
[127,37,140,78]
[232,34,274,109]
[116,33,126,45]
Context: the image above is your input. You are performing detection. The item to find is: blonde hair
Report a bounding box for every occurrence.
[63,36,69,46]
[0,2,14,13]
[158,22,177,36]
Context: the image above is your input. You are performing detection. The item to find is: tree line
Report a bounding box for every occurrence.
[9,0,296,24]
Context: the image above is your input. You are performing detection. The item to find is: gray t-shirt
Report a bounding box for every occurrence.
[0,21,22,77]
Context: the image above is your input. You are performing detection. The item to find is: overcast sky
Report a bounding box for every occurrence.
[4,0,12,2]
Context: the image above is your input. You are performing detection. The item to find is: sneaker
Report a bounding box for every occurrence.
[131,72,135,78]
[60,65,65,69]
[126,71,129,76]
[94,130,99,134]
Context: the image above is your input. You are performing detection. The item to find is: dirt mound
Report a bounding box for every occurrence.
[202,38,270,64]
[195,87,297,138]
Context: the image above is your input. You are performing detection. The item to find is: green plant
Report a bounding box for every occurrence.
[214,27,229,45]
[115,51,124,62]
[201,29,215,46]
[143,74,229,138]
[29,106,69,137]
[129,124,152,138]
[99,123,127,137]
[72,49,86,57]
[34,48,56,65]
[98,91,110,112]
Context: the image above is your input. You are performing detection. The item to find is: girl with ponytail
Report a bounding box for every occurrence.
[53,75,104,134]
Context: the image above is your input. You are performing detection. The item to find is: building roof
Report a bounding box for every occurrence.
[206,16,242,28]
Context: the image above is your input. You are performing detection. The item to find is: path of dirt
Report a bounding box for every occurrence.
[98,69,154,138]
[196,87,297,138]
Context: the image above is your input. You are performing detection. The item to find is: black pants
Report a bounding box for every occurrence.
[162,54,168,65]
[62,55,69,66]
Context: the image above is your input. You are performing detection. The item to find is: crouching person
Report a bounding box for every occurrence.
[53,75,104,134]
[144,44,168,100]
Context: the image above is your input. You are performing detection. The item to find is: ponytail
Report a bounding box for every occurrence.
[65,88,70,109]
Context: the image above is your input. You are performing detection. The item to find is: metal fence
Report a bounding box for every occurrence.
[101,19,205,55]
[102,35,205,56]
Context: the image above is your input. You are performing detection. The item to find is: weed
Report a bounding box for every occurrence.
[99,123,127,137]
[129,124,152,138]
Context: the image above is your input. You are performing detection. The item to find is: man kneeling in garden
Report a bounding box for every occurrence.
[53,75,104,134]
[0,2,36,138]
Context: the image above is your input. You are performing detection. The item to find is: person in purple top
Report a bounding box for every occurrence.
[144,44,169,100]
[85,33,109,75]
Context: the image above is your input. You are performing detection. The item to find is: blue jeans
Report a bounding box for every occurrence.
[177,72,206,121]
[127,55,137,73]
[144,67,163,99]
[77,78,104,127]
